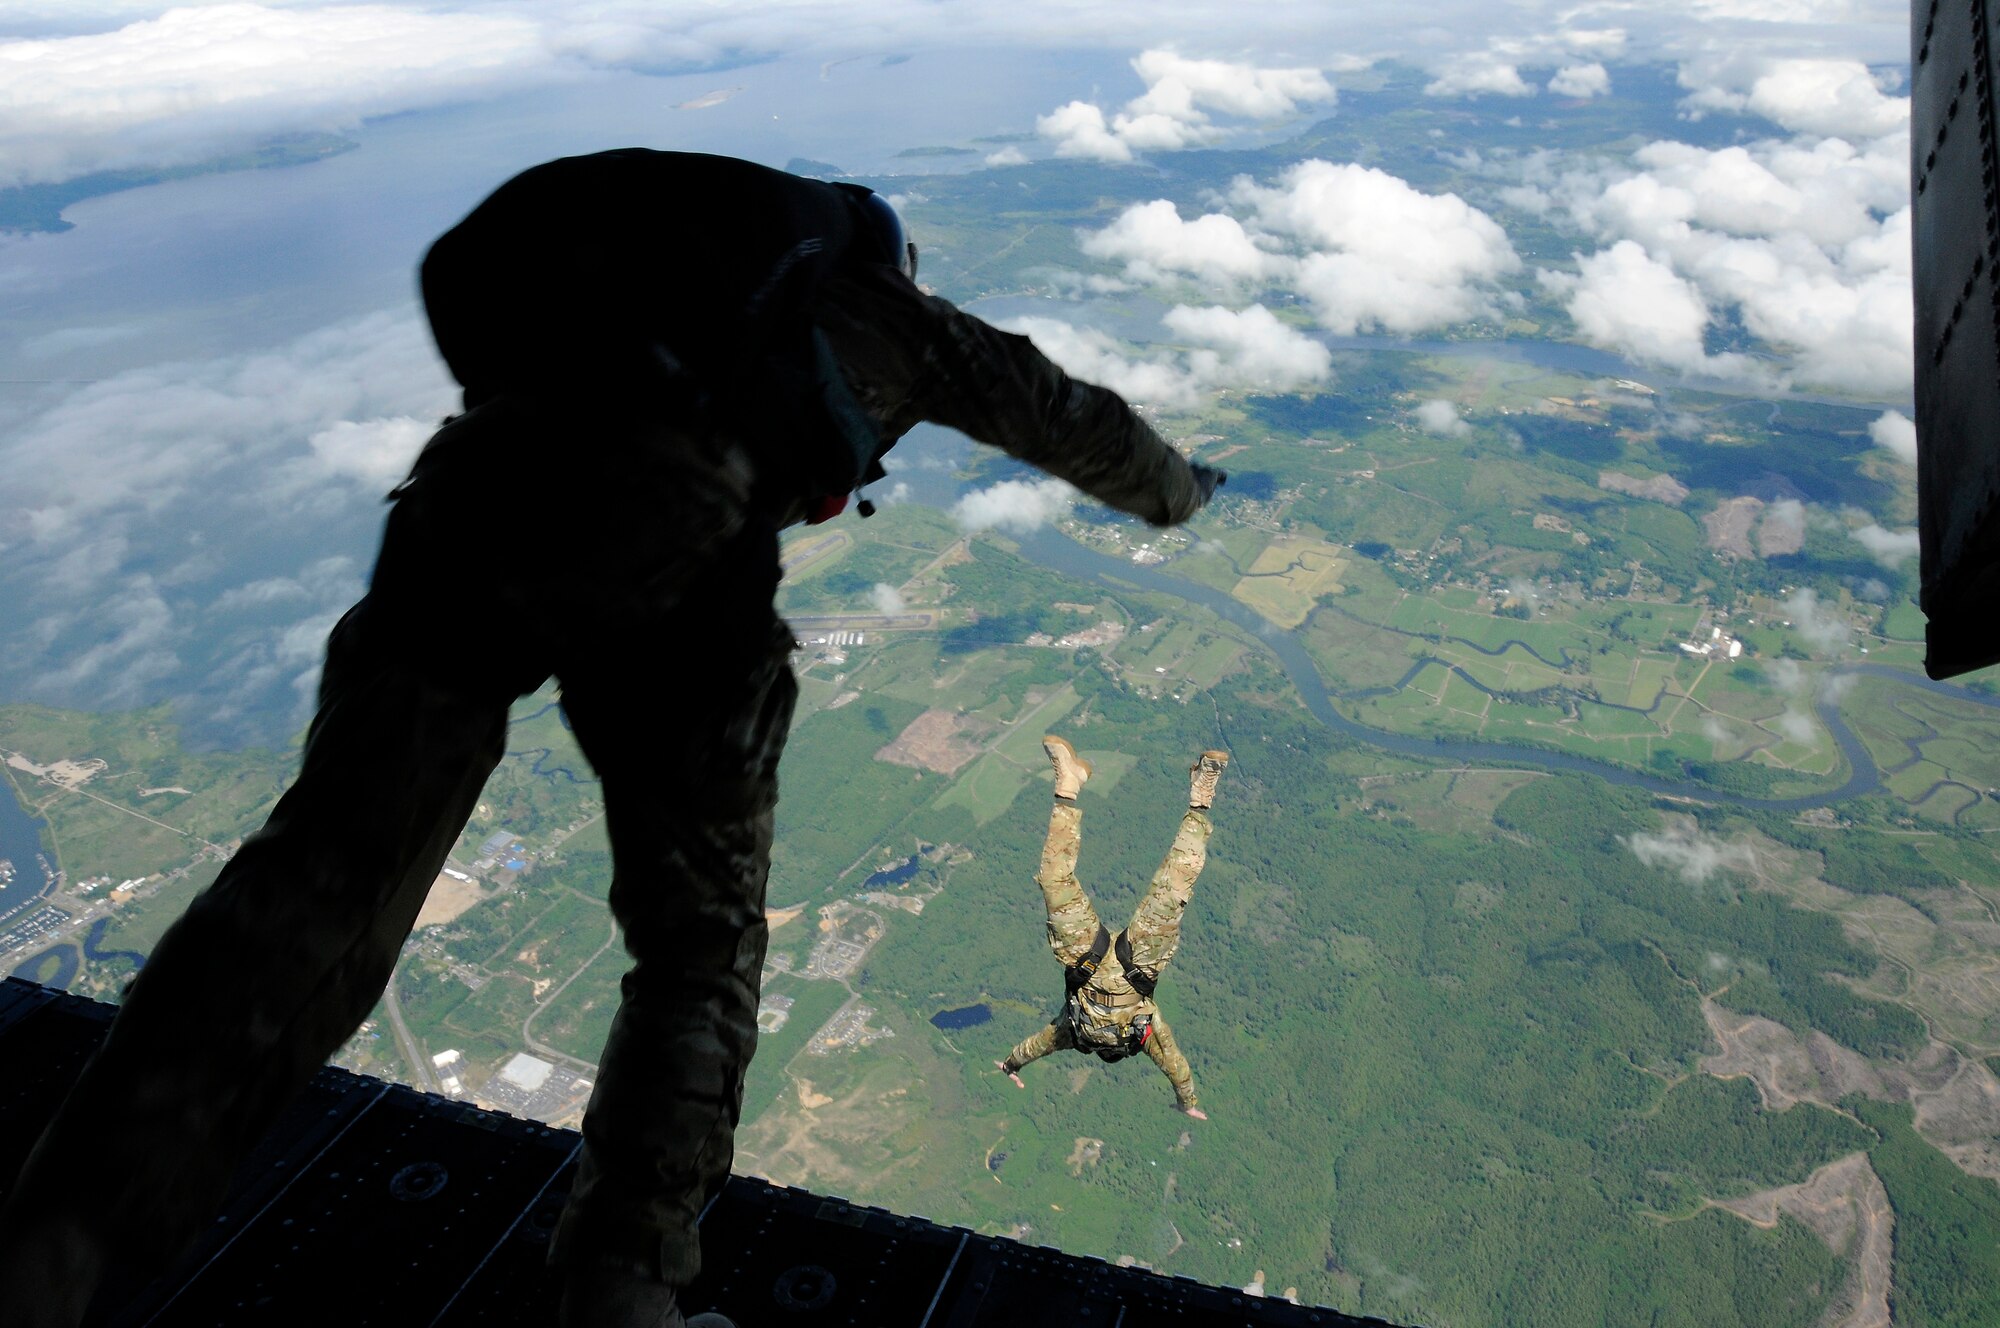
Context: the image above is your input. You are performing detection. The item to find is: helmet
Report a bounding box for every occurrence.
[842,186,918,282]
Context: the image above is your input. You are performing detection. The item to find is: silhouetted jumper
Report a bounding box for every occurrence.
[0,150,1222,1328]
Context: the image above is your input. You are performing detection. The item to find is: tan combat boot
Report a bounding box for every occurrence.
[1189,750,1229,809]
[1043,734,1093,800]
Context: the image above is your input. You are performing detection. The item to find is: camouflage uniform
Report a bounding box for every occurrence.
[0,151,1206,1324]
[1003,800,1212,1108]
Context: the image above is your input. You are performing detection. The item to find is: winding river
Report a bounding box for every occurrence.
[1021,529,1996,814]
[7,914,148,990]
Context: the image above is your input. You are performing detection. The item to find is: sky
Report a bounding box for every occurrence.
[0,1,1917,746]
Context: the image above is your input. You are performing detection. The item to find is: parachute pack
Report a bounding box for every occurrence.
[418,149,903,512]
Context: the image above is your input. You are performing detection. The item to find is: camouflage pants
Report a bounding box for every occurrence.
[1008,801,1210,1105]
[1035,801,1212,982]
[0,400,796,1312]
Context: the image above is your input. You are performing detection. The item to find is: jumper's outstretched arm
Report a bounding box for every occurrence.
[999,1018,1072,1086]
[1144,1013,1203,1117]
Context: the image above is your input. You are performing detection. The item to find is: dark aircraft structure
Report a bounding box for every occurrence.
[1915,0,2000,676]
[0,977,1390,1326]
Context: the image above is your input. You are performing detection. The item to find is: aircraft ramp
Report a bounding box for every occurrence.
[0,976,1396,1327]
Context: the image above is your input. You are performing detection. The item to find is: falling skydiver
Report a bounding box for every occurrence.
[998,736,1228,1119]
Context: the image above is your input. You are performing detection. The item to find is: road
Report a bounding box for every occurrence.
[381,975,437,1093]
[519,910,620,1075]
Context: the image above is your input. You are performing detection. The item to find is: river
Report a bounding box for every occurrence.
[1019,530,1993,813]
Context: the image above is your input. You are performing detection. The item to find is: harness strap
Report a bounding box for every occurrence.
[1114,932,1157,999]
[1065,924,1112,993]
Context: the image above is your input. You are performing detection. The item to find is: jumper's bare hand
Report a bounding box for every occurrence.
[1179,1104,1208,1121]
[996,1060,1025,1089]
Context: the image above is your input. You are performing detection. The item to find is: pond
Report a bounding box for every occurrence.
[864,854,924,889]
[930,1003,992,1031]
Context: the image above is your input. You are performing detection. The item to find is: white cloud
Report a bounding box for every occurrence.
[5,311,451,549]
[1561,28,1629,57]
[1036,100,1134,163]
[1768,656,1808,694]
[1783,587,1851,652]
[30,576,179,705]
[1679,55,1909,138]
[1624,823,1757,884]
[998,315,1205,407]
[1851,522,1919,567]
[953,477,1078,534]
[1079,199,1285,288]
[0,310,454,727]
[1425,25,1631,101]
[1622,136,1906,248]
[1497,183,1555,214]
[307,416,431,490]
[1000,304,1330,407]
[1130,50,1336,119]
[1761,498,1807,552]
[1424,51,1533,99]
[1772,707,1817,744]
[204,600,347,726]
[1691,208,1911,394]
[984,145,1029,167]
[1036,47,1334,162]
[0,9,1923,192]
[1416,399,1473,437]
[0,5,555,188]
[1233,160,1520,334]
[210,556,361,615]
[1548,63,1611,98]
[871,582,908,614]
[1160,303,1332,391]
[1543,240,1772,384]
[1870,409,1917,464]
[1540,86,1913,395]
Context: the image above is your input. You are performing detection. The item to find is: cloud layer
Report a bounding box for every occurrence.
[0,5,554,188]
[1870,409,1916,463]
[1625,822,1758,884]
[1,311,456,735]
[1416,399,1473,437]
[999,302,1332,408]
[1535,56,1912,395]
[1075,160,1520,341]
[1036,49,1335,162]
[952,477,1079,533]
[4,3,1915,191]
